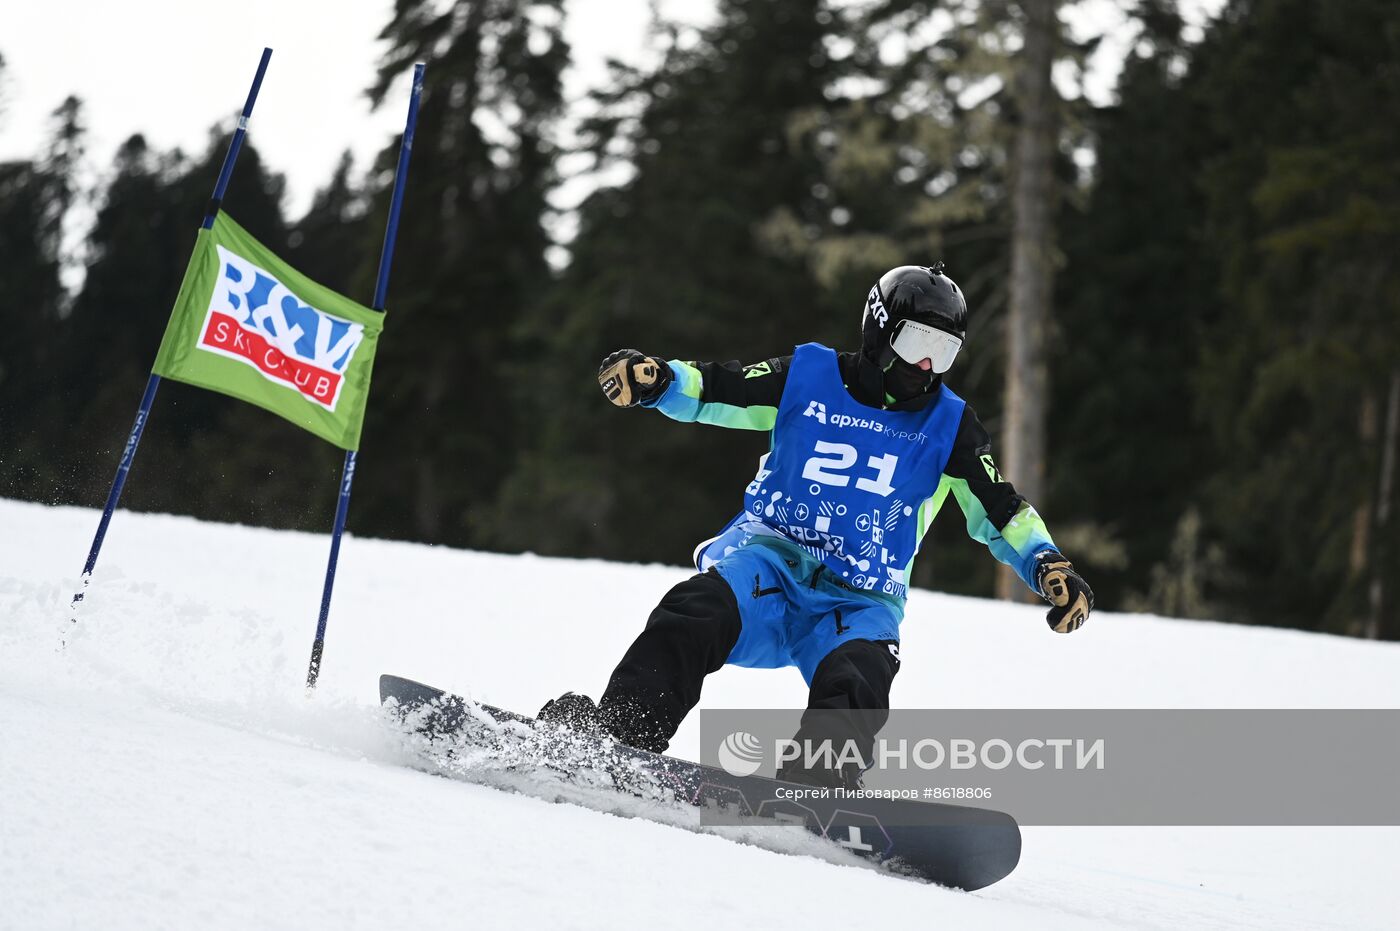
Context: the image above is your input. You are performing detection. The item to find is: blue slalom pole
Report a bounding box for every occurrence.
[203,48,274,228]
[305,62,425,689]
[71,48,274,618]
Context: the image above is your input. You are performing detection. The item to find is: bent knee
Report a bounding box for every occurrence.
[810,639,900,705]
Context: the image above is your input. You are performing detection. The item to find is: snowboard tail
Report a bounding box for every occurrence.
[379,674,1020,891]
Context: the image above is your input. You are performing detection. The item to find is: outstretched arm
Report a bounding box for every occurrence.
[941,406,1057,588]
[599,349,792,431]
[941,406,1093,632]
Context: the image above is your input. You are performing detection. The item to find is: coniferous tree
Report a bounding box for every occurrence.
[1052,1,1220,613]
[0,96,83,499]
[1000,0,1060,599]
[492,0,839,563]
[350,0,569,547]
[55,131,303,521]
[287,152,372,296]
[1190,0,1400,638]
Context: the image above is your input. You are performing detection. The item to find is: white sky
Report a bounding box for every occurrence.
[0,0,707,217]
[0,0,1222,224]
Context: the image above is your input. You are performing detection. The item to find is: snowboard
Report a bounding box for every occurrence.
[380,674,1021,891]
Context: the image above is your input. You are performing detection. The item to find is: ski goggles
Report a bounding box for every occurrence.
[890,318,963,373]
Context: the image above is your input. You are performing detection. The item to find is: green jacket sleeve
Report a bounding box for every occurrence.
[939,405,1058,590]
[642,356,791,431]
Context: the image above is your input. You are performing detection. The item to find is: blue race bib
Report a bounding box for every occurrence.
[723,343,965,600]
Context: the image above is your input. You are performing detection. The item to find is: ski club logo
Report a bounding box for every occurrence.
[803,401,827,424]
[717,731,765,777]
[198,245,366,411]
[865,284,889,328]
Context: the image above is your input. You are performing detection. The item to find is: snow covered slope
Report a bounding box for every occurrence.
[2,498,1398,930]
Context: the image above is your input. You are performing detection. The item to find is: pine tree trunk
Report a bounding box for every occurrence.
[1351,392,1377,635]
[1367,370,1400,639]
[998,0,1059,601]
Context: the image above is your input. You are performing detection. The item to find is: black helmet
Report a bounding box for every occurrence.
[861,262,968,358]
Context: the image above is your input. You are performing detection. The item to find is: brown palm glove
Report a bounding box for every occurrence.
[598,349,673,408]
[1034,550,1093,633]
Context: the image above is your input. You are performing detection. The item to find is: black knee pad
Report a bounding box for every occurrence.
[791,639,901,775]
[807,638,900,711]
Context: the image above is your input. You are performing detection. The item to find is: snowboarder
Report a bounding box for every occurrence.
[541,264,1092,785]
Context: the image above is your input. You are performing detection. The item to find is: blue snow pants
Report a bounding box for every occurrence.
[714,540,903,685]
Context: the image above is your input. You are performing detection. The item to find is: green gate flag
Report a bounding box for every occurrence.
[152,213,383,450]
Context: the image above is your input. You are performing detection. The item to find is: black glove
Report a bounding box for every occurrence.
[598,349,673,408]
[1034,550,1093,633]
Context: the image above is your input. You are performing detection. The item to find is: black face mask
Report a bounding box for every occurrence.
[878,343,936,401]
